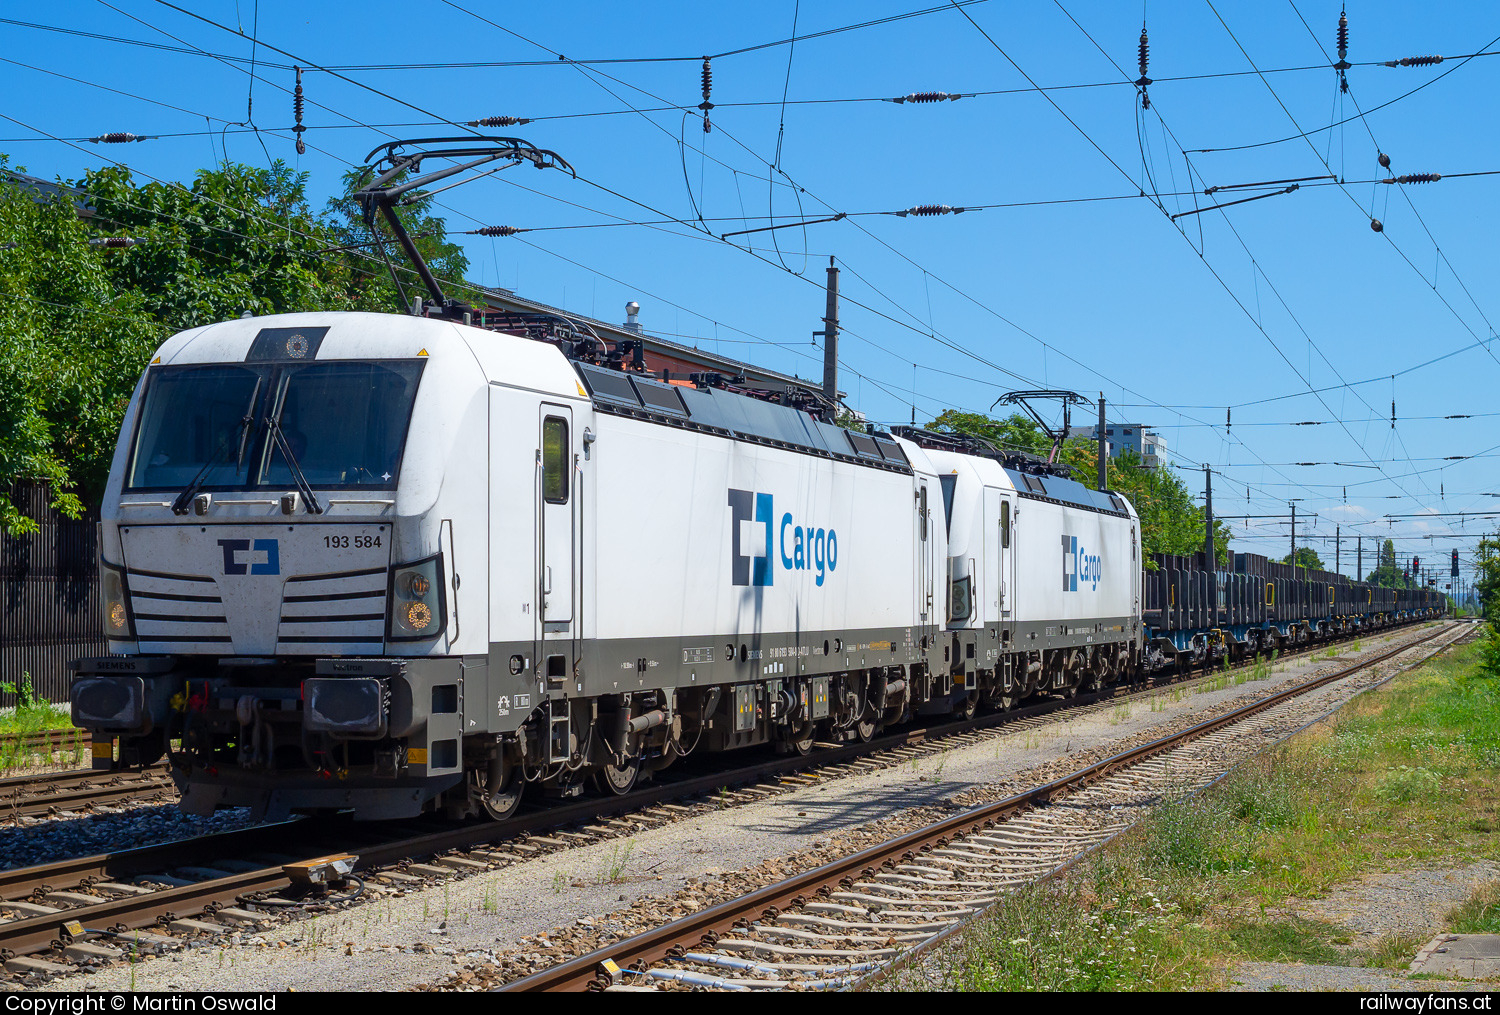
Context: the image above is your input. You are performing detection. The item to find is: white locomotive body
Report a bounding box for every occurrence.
[71,311,1143,820]
[914,441,1141,706]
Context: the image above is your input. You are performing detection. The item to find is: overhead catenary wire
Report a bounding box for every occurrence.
[1049,1,1437,512]
[20,5,1488,530]
[1201,1,1498,509]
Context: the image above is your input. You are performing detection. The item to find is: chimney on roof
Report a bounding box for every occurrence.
[623,301,643,334]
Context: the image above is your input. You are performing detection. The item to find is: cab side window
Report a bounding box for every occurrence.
[542,417,569,504]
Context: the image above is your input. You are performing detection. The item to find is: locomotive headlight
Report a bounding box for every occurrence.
[404,601,432,630]
[100,562,134,639]
[387,554,445,641]
[398,571,430,599]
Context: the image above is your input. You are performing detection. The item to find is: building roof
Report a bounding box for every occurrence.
[477,288,811,390]
[0,169,94,218]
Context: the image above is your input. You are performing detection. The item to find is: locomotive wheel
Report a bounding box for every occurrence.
[853,712,878,742]
[595,757,641,796]
[475,765,524,821]
[985,690,1017,712]
[952,689,979,720]
[775,733,816,756]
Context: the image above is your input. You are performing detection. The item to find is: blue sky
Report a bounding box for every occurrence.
[4,1,1497,586]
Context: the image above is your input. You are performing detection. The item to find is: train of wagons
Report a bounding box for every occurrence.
[68,309,1444,821]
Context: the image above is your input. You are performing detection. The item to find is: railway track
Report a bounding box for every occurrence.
[0,765,175,821]
[0,728,90,759]
[0,619,1447,982]
[495,621,1470,991]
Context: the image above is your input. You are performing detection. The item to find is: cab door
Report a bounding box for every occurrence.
[998,492,1015,618]
[916,481,933,626]
[537,406,576,660]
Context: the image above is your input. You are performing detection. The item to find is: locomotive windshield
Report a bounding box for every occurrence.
[126,360,425,491]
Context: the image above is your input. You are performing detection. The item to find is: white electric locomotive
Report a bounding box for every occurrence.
[69,309,1145,821]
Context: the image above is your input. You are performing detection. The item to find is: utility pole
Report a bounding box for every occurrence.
[1289,500,1297,574]
[1357,535,1362,582]
[1097,393,1107,492]
[1335,526,1341,575]
[819,256,840,410]
[1203,465,1215,568]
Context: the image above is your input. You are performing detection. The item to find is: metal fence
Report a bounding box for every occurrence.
[0,482,104,705]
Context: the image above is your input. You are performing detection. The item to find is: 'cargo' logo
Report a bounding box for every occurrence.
[1062,535,1101,592]
[218,538,281,575]
[728,489,839,587]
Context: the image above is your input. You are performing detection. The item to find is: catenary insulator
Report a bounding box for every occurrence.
[699,57,713,134]
[293,67,307,155]
[89,236,138,248]
[1334,10,1350,92]
[473,225,522,237]
[1378,152,1391,168]
[1370,218,1383,232]
[1135,27,1152,109]
[1395,173,1440,184]
[89,133,141,144]
[892,91,960,104]
[467,116,532,127]
[1389,54,1444,67]
[898,204,964,217]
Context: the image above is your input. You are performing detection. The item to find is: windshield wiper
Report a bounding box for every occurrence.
[266,415,324,515]
[170,378,263,516]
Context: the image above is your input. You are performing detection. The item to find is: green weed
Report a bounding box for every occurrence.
[598,840,635,885]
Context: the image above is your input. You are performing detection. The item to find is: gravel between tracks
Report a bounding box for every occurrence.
[31,624,1452,993]
[0,804,260,872]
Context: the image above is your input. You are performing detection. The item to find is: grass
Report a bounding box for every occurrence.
[900,638,1500,992]
[1447,882,1500,934]
[0,703,75,736]
[597,840,635,885]
[0,673,82,771]
[0,674,73,737]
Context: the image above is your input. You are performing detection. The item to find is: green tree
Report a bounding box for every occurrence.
[1281,546,1326,573]
[0,159,160,532]
[1476,533,1500,617]
[926,410,1231,565]
[323,165,471,311]
[929,409,1053,458]
[833,407,866,432]
[1366,538,1407,588]
[84,160,371,326]
[0,157,434,533]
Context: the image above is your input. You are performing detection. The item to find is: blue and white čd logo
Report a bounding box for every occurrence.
[218,538,281,576]
[727,489,774,587]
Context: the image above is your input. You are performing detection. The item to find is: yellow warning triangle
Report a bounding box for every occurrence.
[417,348,428,357]
[151,356,161,364]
